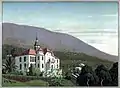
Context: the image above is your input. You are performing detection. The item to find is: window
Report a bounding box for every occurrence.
[57,64,58,68]
[38,56,39,60]
[42,56,43,60]
[57,60,58,63]
[24,57,26,62]
[19,57,22,62]
[20,64,22,70]
[30,56,35,62]
[35,57,36,62]
[24,63,26,69]
[38,64,39,68]
[42,64,44,68]
[51,65,53,69]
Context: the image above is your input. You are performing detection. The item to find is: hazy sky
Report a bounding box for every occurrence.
[3,2,118,55]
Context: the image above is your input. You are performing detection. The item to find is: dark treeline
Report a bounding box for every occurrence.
[76,62,118,86]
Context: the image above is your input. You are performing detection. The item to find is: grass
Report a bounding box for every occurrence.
[60,79,75,86]
[2,78,49,87]
[25,80,49,86]
[2,76,76,87]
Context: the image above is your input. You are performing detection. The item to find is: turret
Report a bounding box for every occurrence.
[34,33,40,50]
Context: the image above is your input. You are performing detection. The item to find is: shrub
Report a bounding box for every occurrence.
[64,72,71,80]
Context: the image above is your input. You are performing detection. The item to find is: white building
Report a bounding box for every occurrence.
[15,36,61,77]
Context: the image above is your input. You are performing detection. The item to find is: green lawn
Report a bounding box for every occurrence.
[2,78,49,87]
[2,77,75,87]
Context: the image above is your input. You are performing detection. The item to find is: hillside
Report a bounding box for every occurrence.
[2,23,118,62]
[2,44,113,73]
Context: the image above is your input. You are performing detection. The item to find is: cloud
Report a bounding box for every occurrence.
[68,30,117,34]
[102,14,118,17]
[87,15,93,18]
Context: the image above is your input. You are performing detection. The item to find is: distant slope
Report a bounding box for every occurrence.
[2,23,118,62]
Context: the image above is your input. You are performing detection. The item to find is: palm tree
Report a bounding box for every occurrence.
[2,54,17,73]
[2,48,17,74]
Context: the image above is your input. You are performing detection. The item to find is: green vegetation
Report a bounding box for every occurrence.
[54,51,113,73]
[2,44,116,86]
[2,77,49,87]
[2,44,113,75]
[2,74,75,87]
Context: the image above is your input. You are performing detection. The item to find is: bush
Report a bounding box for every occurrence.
[2,74,47,82]
[39,72,43,76]
[9,71,23,75]
[64,72,71,80]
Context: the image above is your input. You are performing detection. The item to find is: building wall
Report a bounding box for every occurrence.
[35,54,45,72]
[15,55,35,73]
[15,55,29,72]
[15,51,60,75]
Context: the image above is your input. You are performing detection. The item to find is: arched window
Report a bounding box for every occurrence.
[42,56,43,60]
[20,64,22,70]
[42,64,44,68]
[19,57,22,62]
[24,56,26,62]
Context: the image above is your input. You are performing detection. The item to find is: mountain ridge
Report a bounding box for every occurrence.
[2,23,118,62]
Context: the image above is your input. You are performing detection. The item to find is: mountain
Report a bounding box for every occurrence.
[2,23,118,62]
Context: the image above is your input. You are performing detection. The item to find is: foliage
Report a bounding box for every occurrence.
[48,77,74,86]
[10,71,23,75]
[2,56,17,74]
[2,44,26,60]
[76,65,99,86]
[95,64,112,86]
[2,78,49,87]
[2,74,48,82]
[28,64,34,76]
[64,72,71,80]
[109,62,118,86]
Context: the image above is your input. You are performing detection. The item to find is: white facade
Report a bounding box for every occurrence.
[15,49,60,76]
[15,36,61,77]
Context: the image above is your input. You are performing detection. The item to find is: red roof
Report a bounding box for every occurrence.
[14,49,36,56]
[36,47,54,55]
[15,47,54,56]
[22,49,36,55]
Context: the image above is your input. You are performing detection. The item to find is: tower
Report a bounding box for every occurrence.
[34,33,40,50]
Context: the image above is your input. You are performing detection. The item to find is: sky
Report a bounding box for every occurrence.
[2,2,118,56]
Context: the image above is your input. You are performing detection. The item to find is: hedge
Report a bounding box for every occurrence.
[2,74,51,82]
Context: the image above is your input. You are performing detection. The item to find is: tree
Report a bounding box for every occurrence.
[65,72,71,80]
[95,64,112,86]
[2,47,18,74]
[2,55,17,73]
[76,65,99,86]
[109,62,118,86]
[28,64,34,76]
